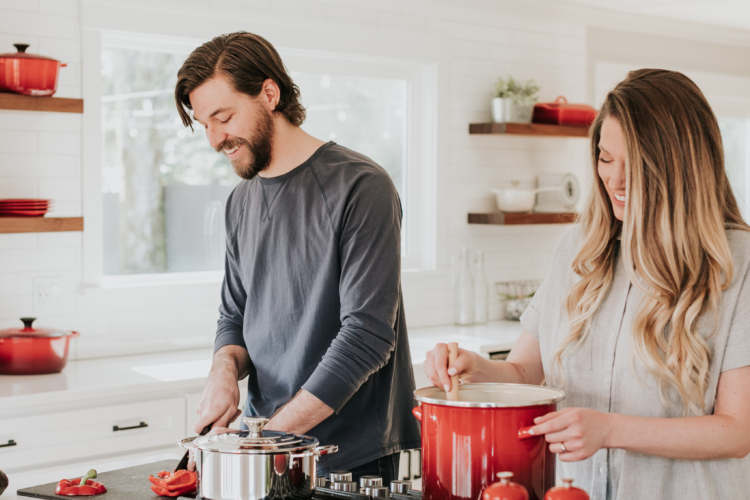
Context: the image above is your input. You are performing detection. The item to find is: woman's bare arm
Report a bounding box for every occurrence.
[531,365,750,461]
[423,330,545,391]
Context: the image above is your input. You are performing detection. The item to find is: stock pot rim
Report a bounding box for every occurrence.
[414,382,565,408]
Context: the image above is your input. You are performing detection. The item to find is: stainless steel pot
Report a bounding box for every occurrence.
[179,416,338,500]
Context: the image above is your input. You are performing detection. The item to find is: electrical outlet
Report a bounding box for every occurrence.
[34,276,61,313]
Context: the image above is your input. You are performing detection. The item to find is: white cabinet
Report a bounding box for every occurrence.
[0,397,185,472]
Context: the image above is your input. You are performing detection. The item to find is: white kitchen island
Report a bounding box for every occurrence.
[0,320,523,498]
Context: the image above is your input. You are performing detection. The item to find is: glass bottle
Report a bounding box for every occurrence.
[474,250,488,324]
[456,247,474,325]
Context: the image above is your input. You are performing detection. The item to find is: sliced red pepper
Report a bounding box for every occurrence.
[149,469,197,497]
[56,470,106,496]
[56,470,107,496]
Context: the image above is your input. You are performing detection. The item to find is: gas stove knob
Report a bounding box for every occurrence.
[360,476,383,488]
[390,480,412,494]
[331,481,358,492]
[315,476,328,488]
[330,471,352,483]
[368,486,391,498]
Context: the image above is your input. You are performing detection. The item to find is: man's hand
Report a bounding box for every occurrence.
[194,345,250,433]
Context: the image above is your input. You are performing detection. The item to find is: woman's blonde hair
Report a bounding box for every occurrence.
[553,69,748,414]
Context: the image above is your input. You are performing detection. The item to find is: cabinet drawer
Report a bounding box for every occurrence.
[0,397,185,472]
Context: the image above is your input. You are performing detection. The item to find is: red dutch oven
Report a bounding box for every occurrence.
[0,317,79,375]
[0,44,67,96]
[413,383,565,500]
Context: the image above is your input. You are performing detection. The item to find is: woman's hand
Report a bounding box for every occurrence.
[424,343,488,392]
[529,408,613,462]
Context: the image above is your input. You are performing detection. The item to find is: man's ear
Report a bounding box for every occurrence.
[260,79,281,112]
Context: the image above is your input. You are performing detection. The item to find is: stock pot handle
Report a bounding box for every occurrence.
[178,436,198,449]
[412,407,422,421]
[314,444,338,456]
[290,444,339,459]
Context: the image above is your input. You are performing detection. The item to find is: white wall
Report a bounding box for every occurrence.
[0,0,745,360]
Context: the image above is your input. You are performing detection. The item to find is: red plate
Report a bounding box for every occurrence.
[0,204,50,208]
[0,203,50,208]
[0,210,48,217]
[0,199,51,203]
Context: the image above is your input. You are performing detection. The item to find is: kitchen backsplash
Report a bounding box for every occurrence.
[0,0,587,360]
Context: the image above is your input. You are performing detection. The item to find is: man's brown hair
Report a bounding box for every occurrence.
[175,32,306,129]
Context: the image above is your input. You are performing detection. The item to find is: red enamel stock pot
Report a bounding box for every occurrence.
[0,44,67,96]
[0,317,79,375]
[413,383,565,500]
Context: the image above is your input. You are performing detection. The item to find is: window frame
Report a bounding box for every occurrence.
[83,30,437,288]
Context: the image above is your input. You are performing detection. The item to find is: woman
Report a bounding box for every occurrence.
[425,69,750,499]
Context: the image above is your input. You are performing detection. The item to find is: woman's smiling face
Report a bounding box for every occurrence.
[597,115,627,221]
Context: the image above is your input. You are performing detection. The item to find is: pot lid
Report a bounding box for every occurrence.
[414,383,565,408]
[543,479,590,500]
[0,318,73,339]
[192,417,319,454]
[483,472,529,500]
[0,44,59,62]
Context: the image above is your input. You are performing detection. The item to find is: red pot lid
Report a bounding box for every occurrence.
[544,479,590,500]
[0,44,59,62]
[483,472,529,500]
[0,318,72,338]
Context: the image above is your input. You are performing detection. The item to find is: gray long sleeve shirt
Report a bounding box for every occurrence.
[215,142,421,472]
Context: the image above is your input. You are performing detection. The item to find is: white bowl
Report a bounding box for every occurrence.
[491,187,563,213]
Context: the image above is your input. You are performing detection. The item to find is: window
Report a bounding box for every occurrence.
[100,34,434,280]
[718,117,750,220]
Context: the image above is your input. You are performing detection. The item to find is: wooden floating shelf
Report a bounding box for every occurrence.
[0,217,84,234]
[469,122,589,138]
[0,93,84,113]
[469,212,577,225]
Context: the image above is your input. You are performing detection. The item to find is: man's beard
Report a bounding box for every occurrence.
[216,109,274,180]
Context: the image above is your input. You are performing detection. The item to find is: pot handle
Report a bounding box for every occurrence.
[290,444,338,459]
[517,426,536,440]
[178,436,198,450]
[314,444,338,457]
[412,406,422,421]
[69,331,80,338]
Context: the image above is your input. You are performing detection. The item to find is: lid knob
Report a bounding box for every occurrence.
[13,44,30,53]
[20,317,36,331]
[242,416,269,438]
[496,471,514,484]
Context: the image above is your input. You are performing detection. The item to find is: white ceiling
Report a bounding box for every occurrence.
[556,0,750,33]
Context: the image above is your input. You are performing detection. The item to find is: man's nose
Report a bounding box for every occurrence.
[206,125,226,150]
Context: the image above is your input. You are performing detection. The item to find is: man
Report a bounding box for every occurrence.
[174,32,420,480]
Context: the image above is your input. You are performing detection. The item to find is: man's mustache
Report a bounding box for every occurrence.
[215,137,249,154]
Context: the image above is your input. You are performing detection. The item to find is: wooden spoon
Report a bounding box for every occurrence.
[447,342,460,401]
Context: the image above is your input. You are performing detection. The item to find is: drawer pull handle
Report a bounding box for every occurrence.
[113,421,148,432]
[0,439,17,448]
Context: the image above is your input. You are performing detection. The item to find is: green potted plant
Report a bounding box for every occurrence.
[491,76,540,124]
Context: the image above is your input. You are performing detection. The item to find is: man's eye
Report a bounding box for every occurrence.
[220,116,232,124]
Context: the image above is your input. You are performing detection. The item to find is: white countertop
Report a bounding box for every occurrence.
[0,320,524,414]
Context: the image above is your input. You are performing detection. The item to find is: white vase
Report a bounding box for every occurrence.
[491,97,510,123]
[507,101,534,124]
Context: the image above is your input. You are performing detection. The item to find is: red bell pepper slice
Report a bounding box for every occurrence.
[149,469,197,497]
[56,470,107,496]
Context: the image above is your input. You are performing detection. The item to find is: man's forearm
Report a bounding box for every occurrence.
[265,390,334,435]
[213,344,252,380]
